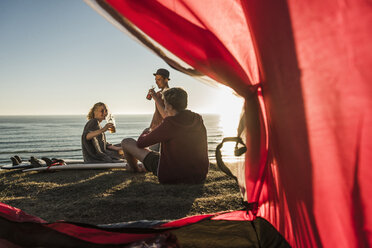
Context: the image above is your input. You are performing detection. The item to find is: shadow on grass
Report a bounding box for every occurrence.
[0,168,218,224]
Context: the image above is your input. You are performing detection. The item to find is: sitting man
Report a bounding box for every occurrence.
[121,87,209,184]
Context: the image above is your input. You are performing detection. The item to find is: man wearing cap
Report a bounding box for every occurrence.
[147,68,170,131]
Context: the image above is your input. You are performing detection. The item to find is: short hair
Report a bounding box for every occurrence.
[87,102,107,120]
[163,87,188,112]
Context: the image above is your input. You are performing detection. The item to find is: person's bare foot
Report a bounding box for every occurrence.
[126,163,147,173]
[126,163,138,172]
[137,163,147,173]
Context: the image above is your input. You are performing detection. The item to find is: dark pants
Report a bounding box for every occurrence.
[143,151,160,176]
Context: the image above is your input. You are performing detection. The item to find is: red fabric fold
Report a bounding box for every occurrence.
[99,0,372,247]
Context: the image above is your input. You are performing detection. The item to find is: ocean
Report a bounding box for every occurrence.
[0,114,225,166]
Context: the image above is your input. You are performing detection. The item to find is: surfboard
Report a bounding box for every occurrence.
[1,164,39,170]
[1,159,85,170]
[22,162,130,172]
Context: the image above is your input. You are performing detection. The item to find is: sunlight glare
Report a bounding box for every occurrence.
[216,86,244,157]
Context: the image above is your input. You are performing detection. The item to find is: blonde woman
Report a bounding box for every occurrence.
[81,102,122,163]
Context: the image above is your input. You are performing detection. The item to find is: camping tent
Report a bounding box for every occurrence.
[83,1,372,247]
[1,0,371,247]
[0,202,290,247]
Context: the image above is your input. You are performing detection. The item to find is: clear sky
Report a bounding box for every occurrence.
[0,0,243,117]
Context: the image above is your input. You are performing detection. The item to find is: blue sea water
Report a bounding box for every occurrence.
[0,114,224,166]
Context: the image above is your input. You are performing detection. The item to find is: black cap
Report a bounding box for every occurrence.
[153,68,170,80]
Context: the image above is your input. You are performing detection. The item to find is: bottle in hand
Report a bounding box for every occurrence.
[106,114,116,133]
[146,86,155,100]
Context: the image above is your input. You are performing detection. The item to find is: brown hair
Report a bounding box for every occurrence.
[87,102,107,120]
[163,87,188,112]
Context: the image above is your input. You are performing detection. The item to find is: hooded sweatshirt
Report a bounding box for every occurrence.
[137,110,209,184]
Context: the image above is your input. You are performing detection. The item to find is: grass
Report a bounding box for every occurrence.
[0,163,244,225]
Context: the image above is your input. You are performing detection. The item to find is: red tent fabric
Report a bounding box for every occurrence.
[0,202,290,247]
[86,0,372,247]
